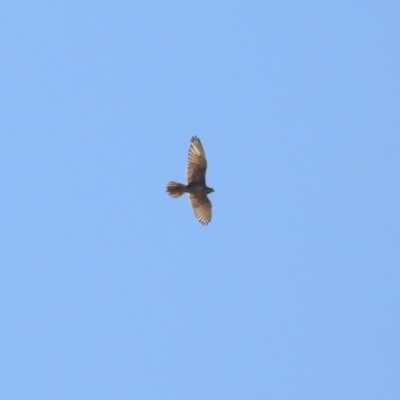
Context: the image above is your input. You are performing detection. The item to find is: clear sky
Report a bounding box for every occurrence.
[1,2,399,399]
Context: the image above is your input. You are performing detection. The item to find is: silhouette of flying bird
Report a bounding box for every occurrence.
[166,136,214,225]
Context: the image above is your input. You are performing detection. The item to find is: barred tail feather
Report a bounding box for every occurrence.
[166,181,186,198]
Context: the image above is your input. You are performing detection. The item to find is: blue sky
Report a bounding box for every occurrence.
[1,2,399,399]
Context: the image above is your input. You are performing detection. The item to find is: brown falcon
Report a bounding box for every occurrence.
[166,136,214,225]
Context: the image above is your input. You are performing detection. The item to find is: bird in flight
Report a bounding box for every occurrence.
[166,136,214,225]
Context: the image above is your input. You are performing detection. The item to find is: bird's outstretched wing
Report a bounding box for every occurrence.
[189,193,212,225]
[187,136,207,184]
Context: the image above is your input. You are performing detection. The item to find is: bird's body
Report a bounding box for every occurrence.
[186,182,213,194]
[166,136,214,225]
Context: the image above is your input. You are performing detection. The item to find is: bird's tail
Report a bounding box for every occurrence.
[166,181,186,198]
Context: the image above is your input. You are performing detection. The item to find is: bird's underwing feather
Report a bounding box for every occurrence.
[187,136,207,184]
[189,193,212,225]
